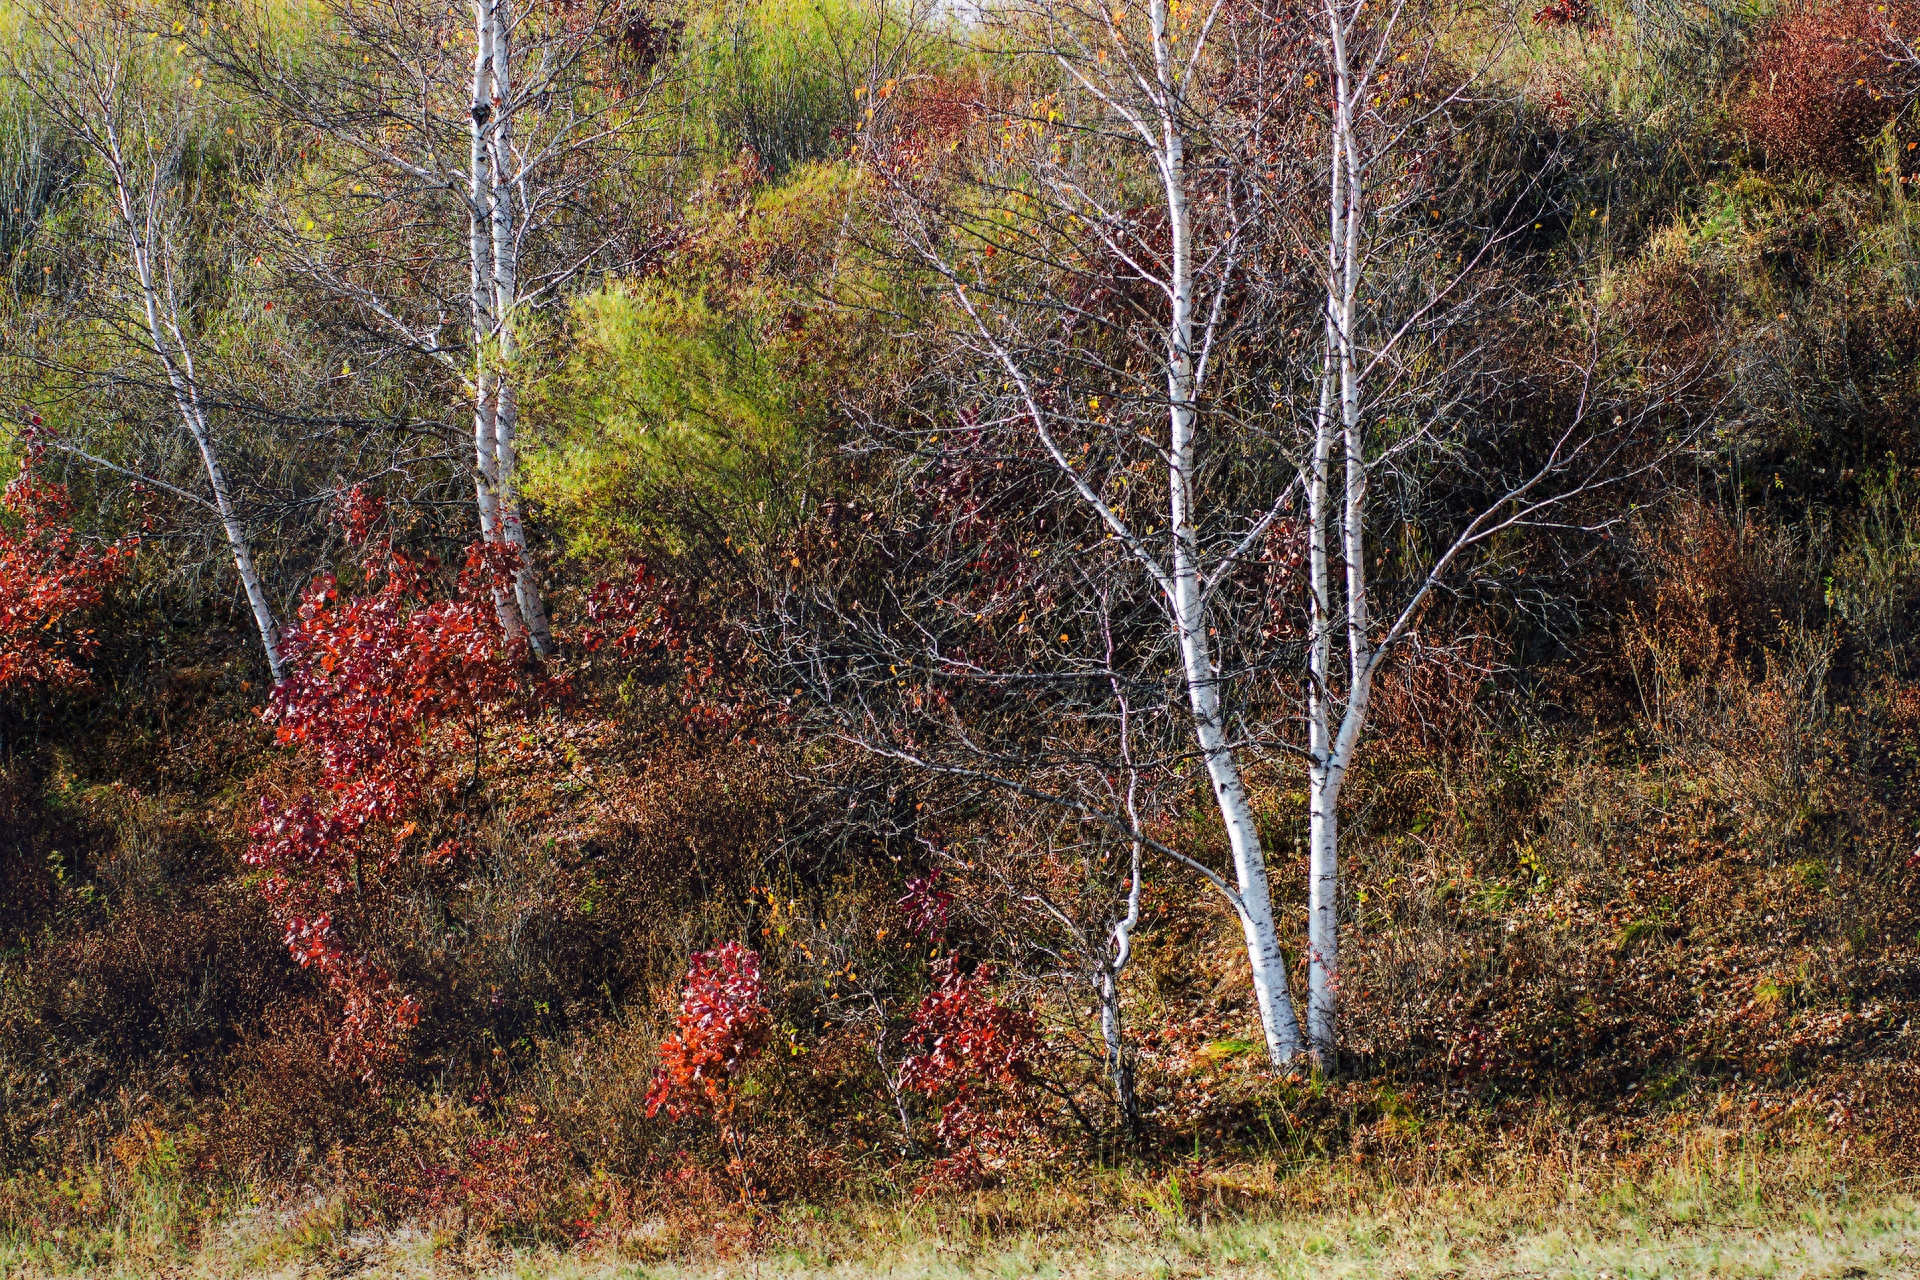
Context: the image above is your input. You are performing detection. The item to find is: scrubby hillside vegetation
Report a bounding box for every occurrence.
[2,0,1919,1267]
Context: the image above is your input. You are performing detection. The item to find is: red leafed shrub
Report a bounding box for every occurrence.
[245,491,539,1083]
[896,871,952,936]
[646,942,771,1199]
[577,562,764,736]
[1531,0,1593,28]
[579,560,690,663]
[1740,0,1906,173]
[876,71,980,173]
[0,453,133,690]
[645,942,771,1124]
[899,958,1035,1183]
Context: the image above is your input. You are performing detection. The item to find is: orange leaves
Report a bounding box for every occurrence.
[644,942,771,1123]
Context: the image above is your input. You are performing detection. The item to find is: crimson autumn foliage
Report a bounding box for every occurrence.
[899,958,1035,1179]
[0,454,133,690]
[246,493,545,1082]
[578,560,768,736]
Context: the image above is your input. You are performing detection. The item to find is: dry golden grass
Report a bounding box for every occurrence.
[6,1133,1916,1279]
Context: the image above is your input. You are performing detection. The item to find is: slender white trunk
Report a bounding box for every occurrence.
[102,121,284,682]
[1303,29,1348,1065]
[482,2,554,656]
[1306,341,1339,1067]
[1154,0,1303,1065]
[472,368,504,540]
[1303,0,1378,1067]
[1098,852,1140,1131]
[182,386,285,686]
[1100,688,1147,1131]
[469,0,525,643]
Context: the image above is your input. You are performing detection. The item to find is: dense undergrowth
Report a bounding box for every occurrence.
[3,0,1920,1270]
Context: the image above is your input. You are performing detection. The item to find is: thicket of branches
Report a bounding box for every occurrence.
[3,0,1920,1254]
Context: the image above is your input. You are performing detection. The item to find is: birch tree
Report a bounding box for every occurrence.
[192,0,669,654]
[774,0,1669,1073]
[1284,0,1646,1064]
[840,0,1315,1067]
[12,6,288,680]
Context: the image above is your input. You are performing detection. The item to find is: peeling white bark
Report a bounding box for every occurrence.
[468,0,527,645]
[482,5,554,656]
[467,0,553,654]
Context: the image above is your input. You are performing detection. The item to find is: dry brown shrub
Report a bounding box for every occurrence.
[1738,0,1908,174]
[1334,496,1920,1122]
[1611,251,1740,375]
[1624,502,1773,707]
[885,71,980,162]
[0,772,72,949]
[200,999,370,1177]
[1526,61,1598,130]
[0,879,289,1165]
[1368,629,1499,758]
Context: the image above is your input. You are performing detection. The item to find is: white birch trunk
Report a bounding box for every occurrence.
[1097,840,1141,1130]
[1303,0,1380,1068]
[1307,334,1339,1069]
[102,118,285,683]
[1153,0,1304,1066]
[1100,677,1148,1130]
[469,0,526,644]
[177,364,286,687]
[483,1,554,656]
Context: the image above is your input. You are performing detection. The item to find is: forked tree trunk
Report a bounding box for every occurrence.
[467,0,527,645]
[1098,808,1145,1134]
[483,4,555,655]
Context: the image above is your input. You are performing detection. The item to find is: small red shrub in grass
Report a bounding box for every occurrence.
[1740,0,1907,173]
[647,943,770,1122]
[646,942,771,1195]
[0,451,133,690]
[899,958,1035,1186]
[1531,0,1593,28]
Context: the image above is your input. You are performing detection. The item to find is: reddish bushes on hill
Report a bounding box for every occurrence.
[246,491,546,1083]
[0,452,133,690]
[645,941,772,1125]
[1740,0,1908,173]
[900,958,1035,1185]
